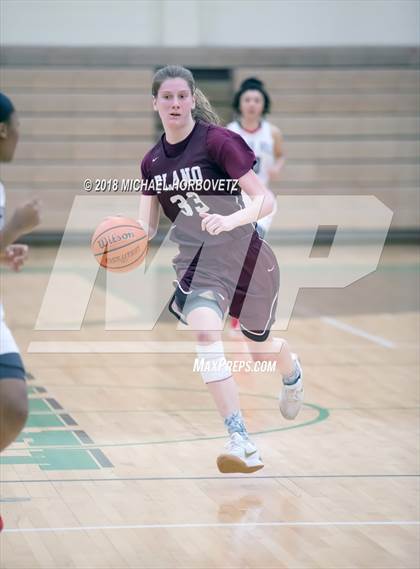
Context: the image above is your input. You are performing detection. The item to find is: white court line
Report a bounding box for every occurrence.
[3,520,419,534]
[27,341,276,354]
[321,317,396,349]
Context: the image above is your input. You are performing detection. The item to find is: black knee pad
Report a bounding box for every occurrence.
[241,328,271,343]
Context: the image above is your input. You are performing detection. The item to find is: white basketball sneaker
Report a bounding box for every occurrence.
[279,354,304,420]
[217,432,264,474]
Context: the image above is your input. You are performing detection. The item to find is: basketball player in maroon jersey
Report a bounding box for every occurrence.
[139,66,303,474]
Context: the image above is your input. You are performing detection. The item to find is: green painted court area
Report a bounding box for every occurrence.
[1,389,111,471]
[26,398,64,428]
[2,384,329,472]
[1,448,101,470]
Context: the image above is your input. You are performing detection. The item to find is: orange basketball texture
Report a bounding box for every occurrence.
[91,217,147,272]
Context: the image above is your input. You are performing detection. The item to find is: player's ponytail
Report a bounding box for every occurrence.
[152,65,220,125]
[193,88,221,125]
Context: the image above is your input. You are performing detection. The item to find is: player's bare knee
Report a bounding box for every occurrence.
[247,336,287,361]
[0,401,28,450]
[195,340,231,384]
[4,397,28,430]
[196,331,221,344]
[0,383,28,427]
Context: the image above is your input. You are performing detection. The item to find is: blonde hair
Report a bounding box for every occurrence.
[152,65,220,125]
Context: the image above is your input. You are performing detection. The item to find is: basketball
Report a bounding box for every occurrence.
[91,216,148,272]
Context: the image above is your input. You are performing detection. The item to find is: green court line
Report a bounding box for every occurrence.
[3,387,328,471]
[327,406,420,411]
[1,473,419,485]
[24,405,420,415]
[5,400,329,451]
[24,407,317,414]
[9,260,417,329]
[4,263,420,275]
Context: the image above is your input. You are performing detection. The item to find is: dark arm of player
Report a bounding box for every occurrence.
[0,199,40,254]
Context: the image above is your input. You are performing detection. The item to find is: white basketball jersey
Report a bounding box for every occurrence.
[226,119,275,186]
[0,180,20,354]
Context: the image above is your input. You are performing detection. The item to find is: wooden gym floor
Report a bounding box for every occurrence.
[0,243,419,569]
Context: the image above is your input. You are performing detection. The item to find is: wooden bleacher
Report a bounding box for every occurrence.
[235,68,419,234]
[0,60,418,237]
[0,67,154,233]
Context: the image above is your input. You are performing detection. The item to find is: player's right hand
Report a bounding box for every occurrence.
[11,199,41,234]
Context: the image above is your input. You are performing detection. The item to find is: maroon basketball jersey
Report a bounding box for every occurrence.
[141,120,257,246]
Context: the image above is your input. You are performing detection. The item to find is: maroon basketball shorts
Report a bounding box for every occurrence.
[168,232,280,342]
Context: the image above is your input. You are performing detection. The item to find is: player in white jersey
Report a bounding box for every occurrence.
[227,78,285,334]
[0,92,40,530]
[227,77,285,237]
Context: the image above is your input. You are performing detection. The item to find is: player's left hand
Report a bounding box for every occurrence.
[4,244,29,272]
[199,212,235,235]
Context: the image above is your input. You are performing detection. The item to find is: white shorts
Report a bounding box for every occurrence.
[0,319,20,355]
[0,317,25,379]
